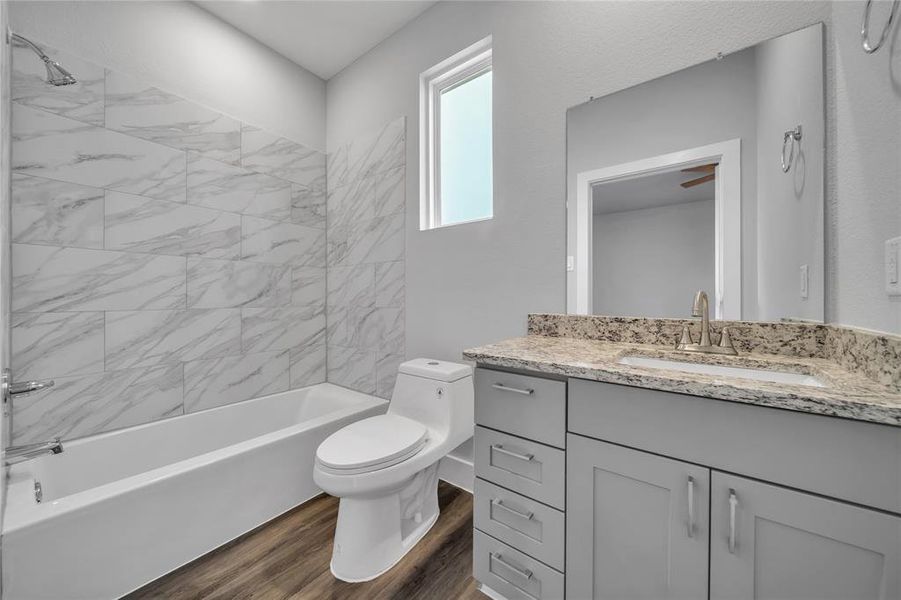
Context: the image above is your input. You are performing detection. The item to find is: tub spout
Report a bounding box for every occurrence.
[5,438,63,465]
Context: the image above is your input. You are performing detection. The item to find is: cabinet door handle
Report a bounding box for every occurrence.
[492,383,534,396]
[687,476,695,538]
[490,552,533,581]
[492,498,534,521]
[728,488,739,554]
[491,444,534,462]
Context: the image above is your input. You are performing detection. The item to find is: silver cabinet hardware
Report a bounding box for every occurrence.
[861,0,899,54]
[687,476,695,538]
[490,552,533,581]
[491,383,534,396]
[728,488,739,553]
[492,498,534,521]
[491,444,534,462]
[781,125,802,173]
[9,379,55,397]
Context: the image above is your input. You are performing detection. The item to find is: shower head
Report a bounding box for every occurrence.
[9,32,77,86]
[42,58,77,86]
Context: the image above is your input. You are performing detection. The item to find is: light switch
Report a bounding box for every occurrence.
[887,237,901,296]
[799,264,809,299]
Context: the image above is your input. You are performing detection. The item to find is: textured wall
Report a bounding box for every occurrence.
[1,0,11,524]
[9,0,326,151]
[326,118,406,399]
[831,0,901,333]
[9,40,327,444]
[326,0,868,390]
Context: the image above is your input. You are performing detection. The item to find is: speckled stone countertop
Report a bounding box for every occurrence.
[463,315,901,427]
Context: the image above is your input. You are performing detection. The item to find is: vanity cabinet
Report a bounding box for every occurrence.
[472,368,567,600]
[472,367,901,600]
[566,435,709,600]
[709,473,900,600]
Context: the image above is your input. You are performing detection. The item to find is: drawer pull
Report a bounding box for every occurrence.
[728,488,739,554]
[687,476,695,538]
[492,498,534,521]
[491,383,534,396]
[491,444,534,462]
[490,552,533,581]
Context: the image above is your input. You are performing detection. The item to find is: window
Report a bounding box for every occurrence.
[420,37,493,230]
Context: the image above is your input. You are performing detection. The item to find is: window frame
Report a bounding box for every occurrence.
[419,36,493,230]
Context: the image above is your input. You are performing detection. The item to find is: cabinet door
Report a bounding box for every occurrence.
[711,472,901,600]
[566,435,709,600]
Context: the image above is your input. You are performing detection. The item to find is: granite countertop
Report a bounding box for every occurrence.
[463,335,901,427]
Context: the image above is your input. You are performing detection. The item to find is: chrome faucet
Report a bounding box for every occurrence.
[675,290,738,355]
[5,438,63,466]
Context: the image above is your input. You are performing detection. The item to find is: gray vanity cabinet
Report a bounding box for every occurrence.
[709,472,901,600]
[566,435,710,600]
[472,368,901,600]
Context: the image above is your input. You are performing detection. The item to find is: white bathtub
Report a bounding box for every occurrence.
[2,383,387,600]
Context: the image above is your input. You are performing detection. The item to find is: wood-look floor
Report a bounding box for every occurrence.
[128,482,482,600]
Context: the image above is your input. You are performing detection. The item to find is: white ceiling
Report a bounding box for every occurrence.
[196,0,436,80]
[593,168,714,215]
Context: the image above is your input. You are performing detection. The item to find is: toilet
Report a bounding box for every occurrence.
[313,358,474,582]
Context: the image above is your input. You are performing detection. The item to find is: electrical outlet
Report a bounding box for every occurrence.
[799,264,809,299]
[887,237,901,296]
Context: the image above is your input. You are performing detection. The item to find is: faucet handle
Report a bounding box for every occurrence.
[718,326,739,352]
[676,325,694,349]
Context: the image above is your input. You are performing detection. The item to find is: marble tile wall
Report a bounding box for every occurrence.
[9,40,327,444]
[326,118,406,399]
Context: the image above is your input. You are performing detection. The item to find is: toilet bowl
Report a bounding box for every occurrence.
[313,358,474,582]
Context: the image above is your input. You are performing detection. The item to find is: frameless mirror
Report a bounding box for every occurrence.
[566,24,825,322]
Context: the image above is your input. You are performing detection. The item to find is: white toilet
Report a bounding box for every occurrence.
[313,358,474,582]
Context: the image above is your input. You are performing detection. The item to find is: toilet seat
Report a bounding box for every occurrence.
[316,414,428,475]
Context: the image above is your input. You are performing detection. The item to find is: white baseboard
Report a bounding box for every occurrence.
[438,453,473,493]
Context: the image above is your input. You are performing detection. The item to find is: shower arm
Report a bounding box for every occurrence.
[6,29,77,86]
[8,31,52,63]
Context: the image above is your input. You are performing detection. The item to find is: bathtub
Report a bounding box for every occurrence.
[2,383,387,600]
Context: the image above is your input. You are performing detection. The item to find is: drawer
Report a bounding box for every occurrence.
[568,379,901,514]
[474,426,565,510]
[474,478,565,571]
[474,529,564,600]
[475,368,566,448]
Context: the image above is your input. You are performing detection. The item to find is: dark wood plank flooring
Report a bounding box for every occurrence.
[128,482,481,600]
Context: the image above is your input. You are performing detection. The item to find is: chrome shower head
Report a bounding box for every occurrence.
[9,32,77,86]
[42,57,77,86]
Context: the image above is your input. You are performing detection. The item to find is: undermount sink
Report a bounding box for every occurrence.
[617,355,828,388]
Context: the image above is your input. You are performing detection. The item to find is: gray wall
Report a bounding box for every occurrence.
[1,0,10,525]
[9,1,327,151]
[569,46,759,319]
[327,0,901,361]
[593,200,715,318]
[7,17,327,444]
[831,0,900,333]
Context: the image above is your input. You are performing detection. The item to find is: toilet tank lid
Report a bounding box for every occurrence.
[399,359,472,382]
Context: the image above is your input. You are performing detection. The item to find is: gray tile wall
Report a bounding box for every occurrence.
[9,40,327,444]
[326,118,406,399]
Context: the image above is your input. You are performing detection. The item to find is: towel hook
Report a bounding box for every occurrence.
[781,125,802,173]
[861,0,899,54]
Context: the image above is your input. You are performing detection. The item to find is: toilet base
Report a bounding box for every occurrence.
[329,463,440,582]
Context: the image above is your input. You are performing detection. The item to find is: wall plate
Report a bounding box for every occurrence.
[886,237,900,296]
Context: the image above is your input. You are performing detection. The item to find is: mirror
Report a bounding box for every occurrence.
[566,24,824,322]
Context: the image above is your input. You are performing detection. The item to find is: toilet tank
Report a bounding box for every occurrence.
[388,359,473,448]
